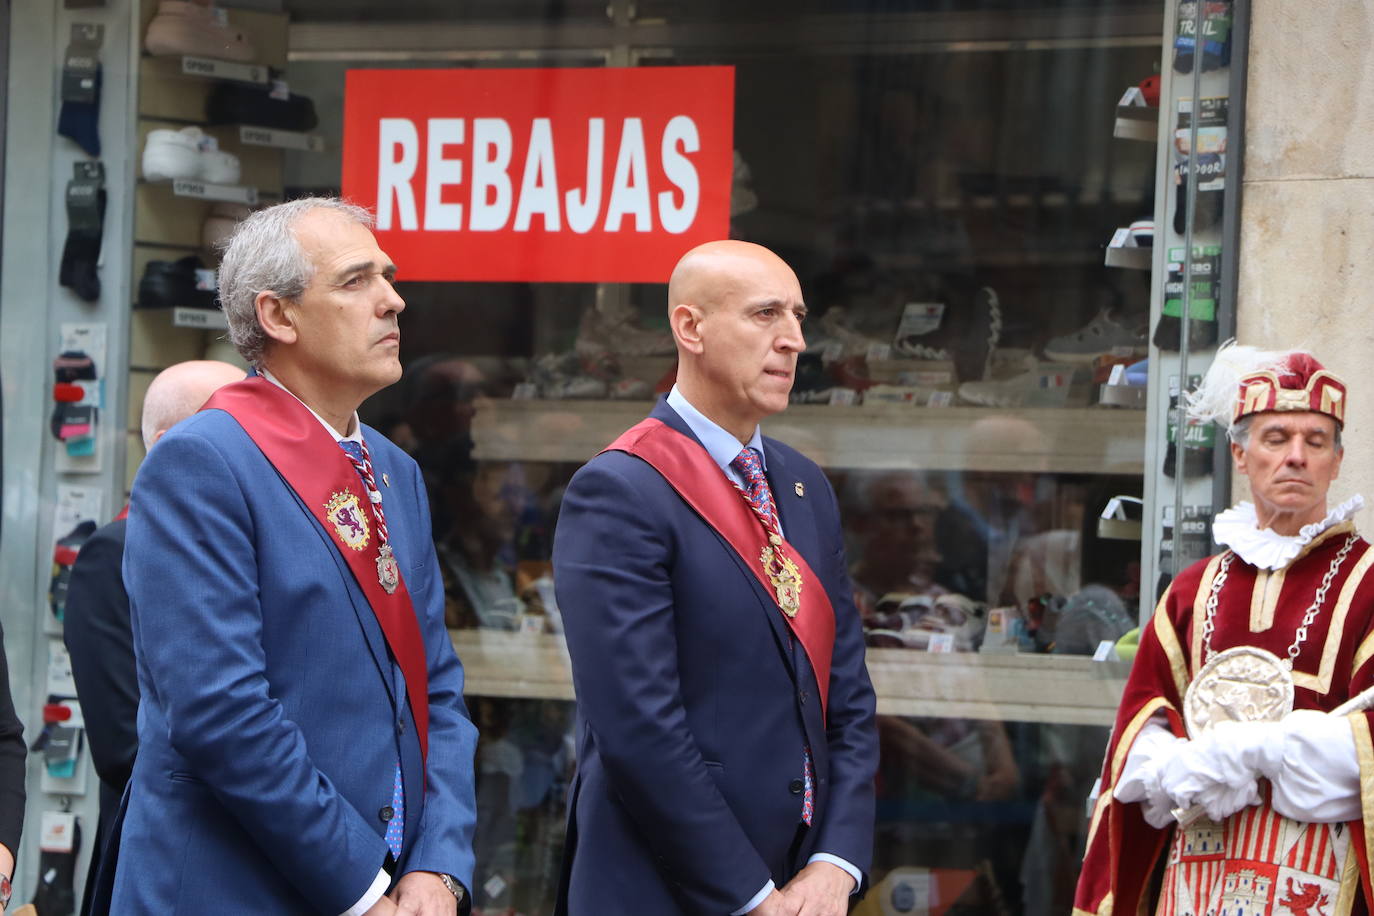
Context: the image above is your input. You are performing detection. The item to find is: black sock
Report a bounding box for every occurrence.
[61,165,106,302]
[59,226,103,302]
[31,819,81,916]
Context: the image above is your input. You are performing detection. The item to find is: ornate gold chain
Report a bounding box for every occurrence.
[1200,533,1358,666]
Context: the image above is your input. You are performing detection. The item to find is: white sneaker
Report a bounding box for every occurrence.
[199,148,241,184]
[142,128,202,181]
[958,364,1079,408]
[1043,310,1146,363]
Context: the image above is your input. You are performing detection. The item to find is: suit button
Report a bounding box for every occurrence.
[379,806,395,822]
[789,778,804,795]
[799,690,809,705]
[396,719,405,736]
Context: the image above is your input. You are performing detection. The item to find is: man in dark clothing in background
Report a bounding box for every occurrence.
[62,360,242,915]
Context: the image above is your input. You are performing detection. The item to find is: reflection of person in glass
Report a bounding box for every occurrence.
[437,462,524,631]
[1077,345,1374,916]
[553,240,878,915]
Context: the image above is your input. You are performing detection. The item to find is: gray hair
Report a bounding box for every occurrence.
[217,197,375,366]
[1230,414,1343,450]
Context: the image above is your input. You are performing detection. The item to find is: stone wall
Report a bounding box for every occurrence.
[1237,1,1374,512]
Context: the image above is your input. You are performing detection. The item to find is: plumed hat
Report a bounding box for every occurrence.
[1186,341,1347,431]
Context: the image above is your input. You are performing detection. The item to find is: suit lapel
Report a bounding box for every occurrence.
[764,440,822,576]
[276,458,397,703]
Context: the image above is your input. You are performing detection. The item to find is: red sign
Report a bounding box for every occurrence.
[342,66,735,283]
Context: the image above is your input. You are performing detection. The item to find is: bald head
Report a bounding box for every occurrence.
[666,239,807,439]
[667,240,797,324]
[141,360,245,449]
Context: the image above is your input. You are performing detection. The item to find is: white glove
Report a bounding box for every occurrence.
[1157,719,1285,821]
[1270,709,1361,823]
[1114,722,1189,828]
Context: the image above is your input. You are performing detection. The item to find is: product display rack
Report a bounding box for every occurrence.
[124,2,288,489]
[472,399,1148,475]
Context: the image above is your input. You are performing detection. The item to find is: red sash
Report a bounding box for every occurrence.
[605,418,835,719]
[202,377,429,764]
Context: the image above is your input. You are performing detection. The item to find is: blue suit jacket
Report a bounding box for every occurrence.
[552,400,878,915]
[109,407,478,914]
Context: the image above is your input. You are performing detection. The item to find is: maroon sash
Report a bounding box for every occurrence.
[605,418,836,719]
[202,377,430,764]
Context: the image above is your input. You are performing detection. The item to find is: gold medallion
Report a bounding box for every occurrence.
[760,544,803,617]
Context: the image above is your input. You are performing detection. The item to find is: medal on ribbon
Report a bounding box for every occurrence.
[376,544,401,594]
[761,534,803,618]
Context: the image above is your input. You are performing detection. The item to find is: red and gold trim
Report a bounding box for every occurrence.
[1235,367,1347,425]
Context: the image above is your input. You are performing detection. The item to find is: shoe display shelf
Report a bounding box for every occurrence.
[471,399,1147,475]
[451,629,1128,727]
[124,4,290,488]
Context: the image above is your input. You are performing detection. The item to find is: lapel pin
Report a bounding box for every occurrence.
[794,482,805,497]
[382,473,391,488]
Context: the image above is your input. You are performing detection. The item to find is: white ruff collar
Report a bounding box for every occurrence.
[1213,494,1364,570]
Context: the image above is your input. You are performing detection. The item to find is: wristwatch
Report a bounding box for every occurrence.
[0,872,12,909]
[438,873,465,904]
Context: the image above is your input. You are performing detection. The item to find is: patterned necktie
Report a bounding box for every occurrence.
[730,447,779,535]
[729,447,813,825]
[339,439,406,857]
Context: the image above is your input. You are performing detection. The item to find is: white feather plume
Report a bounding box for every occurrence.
[1184,340,1310,428]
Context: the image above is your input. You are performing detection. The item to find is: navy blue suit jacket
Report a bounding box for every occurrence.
[109,407,478,914]
[552,400,878,915]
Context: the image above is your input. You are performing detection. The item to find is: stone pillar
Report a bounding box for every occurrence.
[1237,2,1374,514]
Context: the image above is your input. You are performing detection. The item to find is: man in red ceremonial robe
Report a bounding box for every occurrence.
[105,199,477,915]
[1075,343,1374,916]
[552,241,879,916]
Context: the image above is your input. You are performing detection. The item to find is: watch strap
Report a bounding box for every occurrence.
[438,873,464,902]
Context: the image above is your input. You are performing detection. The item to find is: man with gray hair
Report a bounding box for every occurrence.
[105,198,478,915]
[1076,344,1374,916]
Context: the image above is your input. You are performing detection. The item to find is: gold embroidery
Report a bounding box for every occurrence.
[1110,697,1173,786]
[1152,593,1190,699]
[1350,714,1374,896]
[1083,784,1112,852]
[1295,540,1374,694]
[1353,626,1374,675]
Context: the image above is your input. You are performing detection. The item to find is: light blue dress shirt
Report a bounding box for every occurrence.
[666,387,861,912]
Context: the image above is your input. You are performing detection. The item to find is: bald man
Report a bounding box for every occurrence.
[63,360,243,916]
[552,241,878,916]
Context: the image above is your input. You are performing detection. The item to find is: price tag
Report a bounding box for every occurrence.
[926,633,955,654]
[1093,639,1117,662]
[1109,227,1132,248]
[240,125,326,153]
[1107,363,1126,385]
[896,301,945,338]
[181,55,268,85]
[270,78,290,101]
[820,341,843,363]
[172,179,258,205]
[172,307,228,330]
[827,388,858,407]
[865,342,892,363]
[511,383,539,400]
[926,390,953,408]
